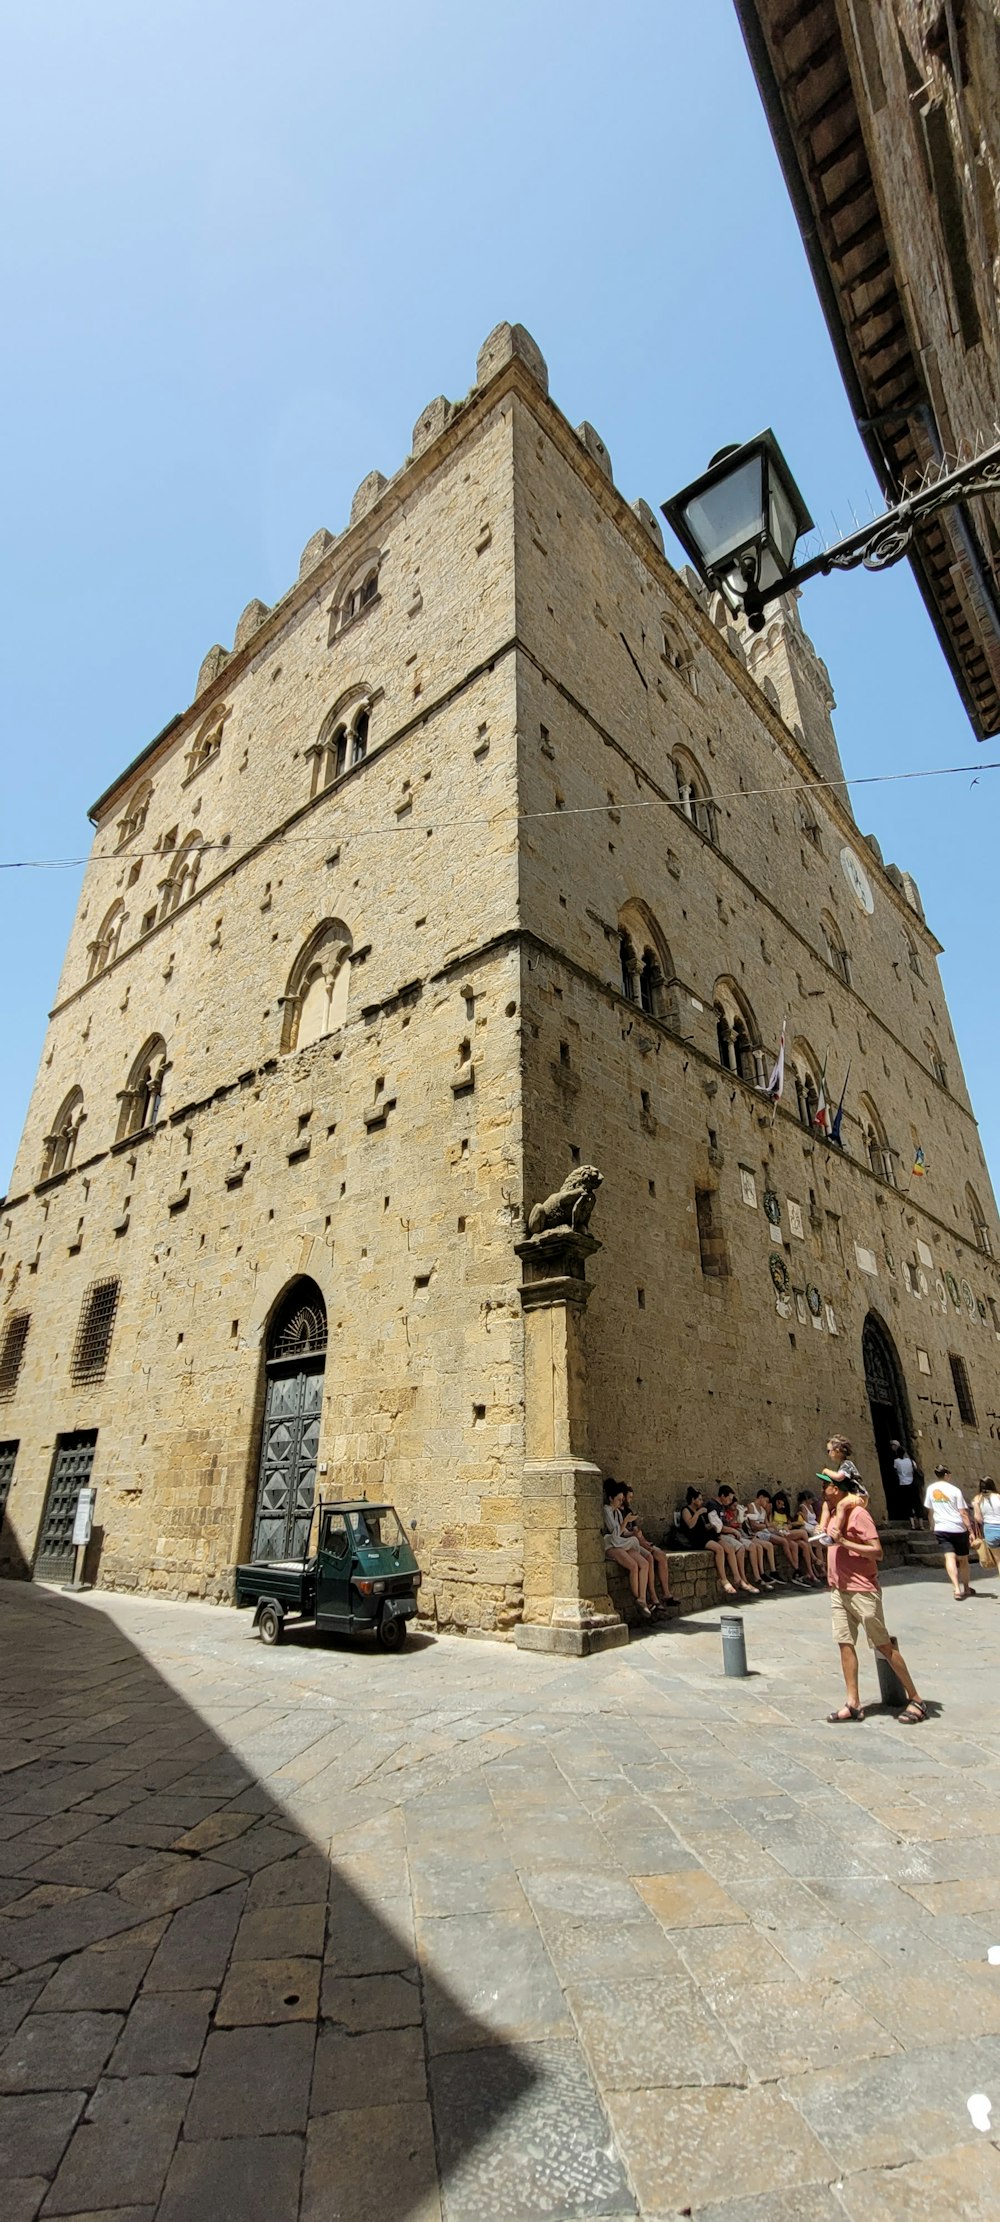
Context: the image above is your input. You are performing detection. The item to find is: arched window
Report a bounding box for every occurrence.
[310,695,374,796]
[790,1041,822,1131]
[117,1036,167,1142]
[282,922,353,1052]
[821,911,851,987]
[673,750,718,847]
[350,708,369,766]
[158,833,202,921]
[905,933,923,981]
[967,1184,993,1256]
[40,1088,85,1181]
[617,903,676,1026]
[87,900,125,980]
[714,980,764,1086]
[661,615,696,690]
[925,1031,947,1087]
[186,708,227,780]
[798,799,822,852]
[860,1096,895,1186]
[330,557,381,638]
[116,782,152,849]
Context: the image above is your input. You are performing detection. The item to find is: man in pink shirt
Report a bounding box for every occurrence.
[823,1472,926,1724]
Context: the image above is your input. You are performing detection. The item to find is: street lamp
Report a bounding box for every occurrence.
[662,431,813,621]
[663,428,1000,632]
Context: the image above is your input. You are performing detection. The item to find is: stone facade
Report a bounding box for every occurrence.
[2,322,999,1640]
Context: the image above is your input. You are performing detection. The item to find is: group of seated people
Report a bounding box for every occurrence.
[672,1484,832,1596]
[604,1477,831,1610]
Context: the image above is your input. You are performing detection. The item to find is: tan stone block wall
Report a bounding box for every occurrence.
[510,390,1000,1523]
[0,393,530,1630]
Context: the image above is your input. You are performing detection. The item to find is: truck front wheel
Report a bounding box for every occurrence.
[377,1613,407,1652]
[258,1603,283,1646]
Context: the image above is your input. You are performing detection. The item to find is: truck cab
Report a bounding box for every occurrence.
[235,1499,422,1652]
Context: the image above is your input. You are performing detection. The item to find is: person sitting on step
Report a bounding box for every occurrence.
[673,1487,754,1598]
[620,1484,679,1609]
[603,1478,659,1620]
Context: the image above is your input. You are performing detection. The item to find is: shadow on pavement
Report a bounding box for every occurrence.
[0,1583,557,2222]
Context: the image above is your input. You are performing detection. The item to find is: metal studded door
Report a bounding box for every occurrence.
[250,1281,327,1563]
[251,1364,324,1560]
[35,1432,97,1582]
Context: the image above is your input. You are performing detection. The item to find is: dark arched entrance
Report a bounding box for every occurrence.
[251,1279,327,1560]
[862,1312,912,1518]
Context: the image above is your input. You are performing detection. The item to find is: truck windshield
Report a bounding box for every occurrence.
[347,1507,405,1550]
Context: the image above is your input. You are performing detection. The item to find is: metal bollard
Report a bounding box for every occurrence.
[721,1610,748,1677]
[875,1636,907,1710]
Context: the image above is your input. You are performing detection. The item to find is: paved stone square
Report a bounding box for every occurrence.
[2,1567,1000,2219]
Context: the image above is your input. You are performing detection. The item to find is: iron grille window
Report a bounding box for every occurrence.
[71,1279,121,1384]
[0,1314,30,1399]
[272,1299,327,1360]
[949,1353,978,1428]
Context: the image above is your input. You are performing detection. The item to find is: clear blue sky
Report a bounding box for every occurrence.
[1,0,995,1194]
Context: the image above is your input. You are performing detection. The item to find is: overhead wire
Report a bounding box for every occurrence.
[0,755,997,872]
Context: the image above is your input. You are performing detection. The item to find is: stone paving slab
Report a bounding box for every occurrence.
[301,2104,440,2222]
[158,2134,305,2222]
[4,1569,1000,2218]
[0,2008,123,2093]
[429,2040,634,2220]
[183,2024,315,2139]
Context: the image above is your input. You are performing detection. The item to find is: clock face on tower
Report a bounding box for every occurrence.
[840,845,875,915]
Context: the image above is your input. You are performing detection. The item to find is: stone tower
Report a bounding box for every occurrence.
[2,323,999,1646]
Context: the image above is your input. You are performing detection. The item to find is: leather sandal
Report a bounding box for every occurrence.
[826,1703,864,1722]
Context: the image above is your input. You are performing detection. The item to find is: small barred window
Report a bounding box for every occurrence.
[949,1352,977,1427]
[71,1280,121,1384]
[0,1313,30,1399]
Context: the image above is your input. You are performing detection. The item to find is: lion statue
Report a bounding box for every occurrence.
[527,1164,603,1237]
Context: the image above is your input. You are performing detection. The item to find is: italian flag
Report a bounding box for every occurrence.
[813,1060,829,1132]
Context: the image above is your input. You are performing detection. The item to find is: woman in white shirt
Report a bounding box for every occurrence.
[973,1479,1000,1576]
[923,1465,974,1600]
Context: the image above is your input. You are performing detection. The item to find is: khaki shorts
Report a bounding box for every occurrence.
[830,1588,890,1650]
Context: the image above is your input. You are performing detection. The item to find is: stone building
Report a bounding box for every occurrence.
[734,0,1000,737]
[2,321,999,1647]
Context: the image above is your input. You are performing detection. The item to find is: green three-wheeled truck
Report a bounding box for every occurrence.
[235,1499,422,1652]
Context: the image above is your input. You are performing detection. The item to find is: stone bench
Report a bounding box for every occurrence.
[606,1545,722,1624]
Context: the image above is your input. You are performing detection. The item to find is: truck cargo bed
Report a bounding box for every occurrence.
[235,1557,315,1611]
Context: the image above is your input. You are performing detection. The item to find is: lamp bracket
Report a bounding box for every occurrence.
[740,436,1000,628]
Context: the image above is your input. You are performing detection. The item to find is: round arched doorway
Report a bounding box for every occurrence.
[862,1311,913,1518]
[250,1279,327,1561]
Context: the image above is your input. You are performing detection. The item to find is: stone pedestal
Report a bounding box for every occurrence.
[513,1227,627,1657]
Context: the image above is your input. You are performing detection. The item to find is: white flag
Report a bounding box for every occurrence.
[764,1018,786,1101]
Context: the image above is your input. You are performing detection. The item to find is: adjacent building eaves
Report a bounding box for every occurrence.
[733,0,1000,740]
